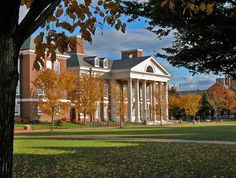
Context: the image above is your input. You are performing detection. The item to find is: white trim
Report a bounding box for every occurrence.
[20,98,39,102]
[121,49,143,52]
[20,49,70,59]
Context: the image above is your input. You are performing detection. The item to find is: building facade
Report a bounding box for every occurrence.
[15,36,171,123]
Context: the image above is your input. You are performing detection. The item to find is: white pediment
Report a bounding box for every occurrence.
[131,56,171,77]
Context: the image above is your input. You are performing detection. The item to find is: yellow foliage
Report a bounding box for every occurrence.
[179,94,202,117]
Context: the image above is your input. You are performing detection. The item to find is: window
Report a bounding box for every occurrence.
[15,102,20,115]
[46,60,52,69]
[37,88,44,95]
[37,106,43,116]
[146,66,154,73]
[103,59,108,68]
[94,57,99,67]
[16,58,20,95]
[54,61,60,73]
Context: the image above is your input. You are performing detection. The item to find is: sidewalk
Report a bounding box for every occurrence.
[15,135,236,145]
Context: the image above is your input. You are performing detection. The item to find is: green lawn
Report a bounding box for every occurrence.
[16,121,236,141]
[14,138,236,177]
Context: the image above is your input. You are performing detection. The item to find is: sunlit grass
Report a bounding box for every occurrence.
[15,121,236,141]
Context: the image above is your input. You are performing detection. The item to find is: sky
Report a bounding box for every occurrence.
[19,4,220,91]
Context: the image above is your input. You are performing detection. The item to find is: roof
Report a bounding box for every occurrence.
[111,56,151,70]
[21,36,35,50]
[67,54,93,68]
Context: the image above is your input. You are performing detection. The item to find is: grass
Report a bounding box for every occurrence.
[14,138,236,177]
[15,121,236,141]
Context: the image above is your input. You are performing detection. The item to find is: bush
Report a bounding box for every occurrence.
[55,119,64,126]
[14,118,21,124]
[21,118,30,124]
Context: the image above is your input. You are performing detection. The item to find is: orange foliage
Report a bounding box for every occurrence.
[179,94,202,117]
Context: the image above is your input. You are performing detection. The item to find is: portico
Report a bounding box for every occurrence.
[110,55,171,123]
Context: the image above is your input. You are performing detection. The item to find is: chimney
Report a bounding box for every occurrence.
[68,35,84,54]
[121,49,143,59]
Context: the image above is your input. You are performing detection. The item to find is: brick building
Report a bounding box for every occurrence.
[15,36,171,123]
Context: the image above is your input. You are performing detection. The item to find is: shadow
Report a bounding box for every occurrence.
[15,124,236,141]
[13,139,236,177]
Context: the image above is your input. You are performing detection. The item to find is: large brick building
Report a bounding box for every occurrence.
[15,36,171,123]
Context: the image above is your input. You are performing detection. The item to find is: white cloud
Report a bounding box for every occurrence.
[85,29,173,58]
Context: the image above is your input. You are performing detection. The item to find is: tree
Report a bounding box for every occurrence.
[205,87,228,120]
[122,0,236,78]
[225,89,236,113]
[33,69,74,131]
[152,84,167,125]
[110,81,127,128]
[179,94,202,120]
[0,1,125,176]
[71,72,104,123]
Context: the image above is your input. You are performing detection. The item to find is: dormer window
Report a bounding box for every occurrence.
[94,57,99,67]
[103,59,108,68]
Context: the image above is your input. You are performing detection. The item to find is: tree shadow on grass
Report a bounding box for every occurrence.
[13,138,236,178]
[15,124,236,141]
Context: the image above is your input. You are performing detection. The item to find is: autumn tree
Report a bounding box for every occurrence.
[33,69,74,131]
[168,86,182,120]
[225,89,236,113]
[179,94,202,120]
[0,0,125,176]
[72,72,104,123]
[122,0,236,78]
[110,81,127,128]
[152,85,166,125]
[205,87,236,120]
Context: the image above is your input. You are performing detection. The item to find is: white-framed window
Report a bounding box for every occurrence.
[37,88,44,95]
[94,57,99,67]
[16,58,20,95]
[46,60,52,69]
[15,102,20,115]
[103,59,108,68]
[37,106,43,116]
[54,61,60,74]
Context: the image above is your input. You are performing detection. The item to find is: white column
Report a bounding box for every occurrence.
[142,80,147,121]
[128,79,134,122]
[164,82,169,121]
[135,80,140,122]
[151,82,155,121]
[159,82,163,123]
[149,82,152,120]
[153,82,157,121]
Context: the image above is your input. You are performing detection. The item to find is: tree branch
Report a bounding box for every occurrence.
[17,0,61,44]
[228,0,236,6]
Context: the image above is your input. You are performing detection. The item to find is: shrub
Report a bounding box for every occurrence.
[55,119,64,126]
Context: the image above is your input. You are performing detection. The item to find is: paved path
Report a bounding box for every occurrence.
[15,135,236,145]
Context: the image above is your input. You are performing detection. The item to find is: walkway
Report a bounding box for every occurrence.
[15,135,236,145]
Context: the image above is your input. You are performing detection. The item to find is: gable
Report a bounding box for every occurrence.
[131,57,170,76]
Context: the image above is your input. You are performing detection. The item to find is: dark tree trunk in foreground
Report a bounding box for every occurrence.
[0,1,21,177]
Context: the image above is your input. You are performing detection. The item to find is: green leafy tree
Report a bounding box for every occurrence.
[0,0,125,176]
[122,0,236,78]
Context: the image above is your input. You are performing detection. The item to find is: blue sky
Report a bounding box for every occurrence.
[19,5,220,91]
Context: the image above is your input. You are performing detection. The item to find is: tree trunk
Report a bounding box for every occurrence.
[0,1,21,177]
[51,107,55,132]
[0,36,19,178]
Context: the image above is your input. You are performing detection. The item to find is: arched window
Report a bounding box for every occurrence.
[146,66,154,73]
